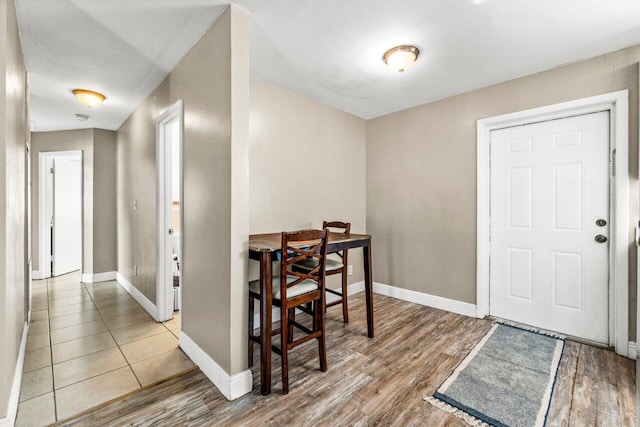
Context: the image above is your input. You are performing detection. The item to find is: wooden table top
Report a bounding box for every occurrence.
[249,232,372,253]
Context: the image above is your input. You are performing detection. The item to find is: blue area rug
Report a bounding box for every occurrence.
[429,323,564,427]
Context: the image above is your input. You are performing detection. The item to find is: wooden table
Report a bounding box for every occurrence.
[249,232,374,395]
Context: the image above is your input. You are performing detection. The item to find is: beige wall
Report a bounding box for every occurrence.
[367,45,640,338]
[117,93,158,300]
[0,0,27,418]
[31,129,117,276]
[117,6,250,375]
[249,79,367,289]
[93,129,117,273]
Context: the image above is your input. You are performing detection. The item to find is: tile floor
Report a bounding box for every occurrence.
[15,273,194,426]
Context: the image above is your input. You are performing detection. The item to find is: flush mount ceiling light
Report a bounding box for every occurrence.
[72,89,105,108]
[383,45,420,72]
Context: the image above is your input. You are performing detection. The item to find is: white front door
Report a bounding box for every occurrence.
[53,156,82,276]
[490,111,610,343]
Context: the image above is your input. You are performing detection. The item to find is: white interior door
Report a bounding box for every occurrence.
[53,156,82,276]
[490,111,610,343]
[162,118,180,311]
[157,100,183,321]
[169,119,181,312]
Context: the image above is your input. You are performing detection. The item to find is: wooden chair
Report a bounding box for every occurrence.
[294,221,351,323]
[248,229,329,394]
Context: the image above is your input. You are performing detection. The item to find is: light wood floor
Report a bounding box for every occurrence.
[58,293,635,426]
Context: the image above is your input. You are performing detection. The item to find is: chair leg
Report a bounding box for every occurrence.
[316,297,328,372]
[311,300,317,332]
[341,270,349,323]
[281,303,289,394]
[287,308,295,339]
[248,296,254,368]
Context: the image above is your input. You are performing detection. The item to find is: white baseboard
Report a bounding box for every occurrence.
[32,270,43,280]
[115,272,158,321]
[179,331,252,400]
[347,280,365,295]
[81,271,117,283]
[0,321,29,426]
[250,281,475,325]
[252,307,282,330]
[372,282,477,318]
[629,341,637,359]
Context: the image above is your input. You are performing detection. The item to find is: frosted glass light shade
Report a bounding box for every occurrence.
[72,89,105,108]
[383,46,420,72]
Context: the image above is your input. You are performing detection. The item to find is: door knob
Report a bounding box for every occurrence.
[595,235,608,243]
[596,219,607,227]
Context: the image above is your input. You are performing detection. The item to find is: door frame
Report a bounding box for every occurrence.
[476,90,629,356]
[156,100,183,322]
[37,150,83,279]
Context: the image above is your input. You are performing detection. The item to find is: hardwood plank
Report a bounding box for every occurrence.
[53,294,635,427]
[576,343,617,385]
[364,354,460,426]
[546,340,580,426]
[615,353,636,427]
[570,373,621,427]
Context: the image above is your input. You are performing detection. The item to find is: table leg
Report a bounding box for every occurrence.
[260,252,273,395]
[363,242,374,338]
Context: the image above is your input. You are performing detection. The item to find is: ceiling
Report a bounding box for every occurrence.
[17,0,640,132]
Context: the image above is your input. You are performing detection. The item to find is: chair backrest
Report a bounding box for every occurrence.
[323,221,350,260]
[322,221,351,235]
[280,229,328,297]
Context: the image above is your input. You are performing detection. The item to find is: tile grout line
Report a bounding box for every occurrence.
[47,277,59,422]
[50,288,131,389]
[26,276,185,423]
[81,281,144,389]
[48,284,113,364]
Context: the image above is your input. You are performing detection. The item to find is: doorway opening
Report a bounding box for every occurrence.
[157,100,183,322]
[38,150,83,279]
[489,111,610,344]
[476,90,629,356]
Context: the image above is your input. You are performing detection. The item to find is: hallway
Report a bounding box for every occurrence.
[16,273,194,426]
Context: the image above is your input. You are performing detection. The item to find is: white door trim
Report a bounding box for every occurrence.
[38,150,83,279]
[637,63,640,361]
[476,90,629,356]
[156,100,183,322]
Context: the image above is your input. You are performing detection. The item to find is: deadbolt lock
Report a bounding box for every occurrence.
[596,219,607,227]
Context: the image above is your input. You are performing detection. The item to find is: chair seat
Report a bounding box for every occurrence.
[294,257,343,272]
[249,276,318,300]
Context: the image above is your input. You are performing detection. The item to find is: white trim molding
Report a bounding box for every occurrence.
[629,341,637,360]
[179,331,252,401]
[476,90,629,356]
[347,280,365,296]
[31,270,44,280]
[252,280,477,326]
[373,282,477,318]
[0,322,29,427]
[116,272,158,321]
[81,271,117,283]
